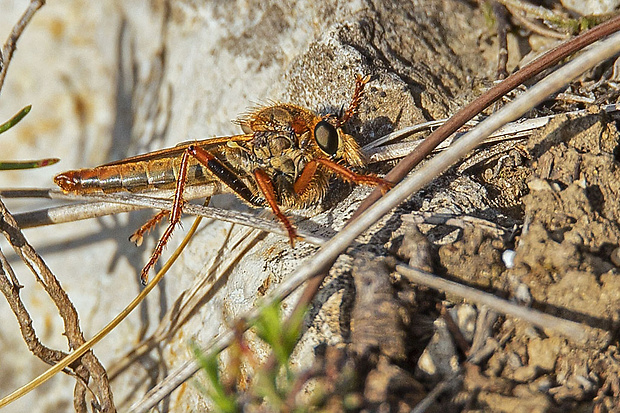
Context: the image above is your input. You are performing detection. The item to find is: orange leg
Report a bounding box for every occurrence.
[337,74,371,126]
[139,150,190,285]
[292,160,318,195]
[294,158,392,196]
[253,169,298,246]
[130,209,169,247]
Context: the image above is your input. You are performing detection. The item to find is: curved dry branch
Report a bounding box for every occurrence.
[0,0,45,94]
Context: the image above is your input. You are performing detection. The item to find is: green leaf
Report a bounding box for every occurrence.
[0,158,59,170]
[191,342,239,413]
[0,105,31,134]
[282,304,306,357]
[253,302,290,365]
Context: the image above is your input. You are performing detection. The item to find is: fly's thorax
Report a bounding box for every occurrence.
[251,129,298,161]
[244,104,316,134]
[229,102,368,208]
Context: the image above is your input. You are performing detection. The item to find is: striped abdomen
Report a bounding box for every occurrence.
[54,157,212,194]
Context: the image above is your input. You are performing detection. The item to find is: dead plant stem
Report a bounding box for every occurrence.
[0,0,45,94]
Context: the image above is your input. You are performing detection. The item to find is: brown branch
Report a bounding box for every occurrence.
[0,250,67,365]
[0,0,45,94]
[0,199,116,412]
[373,13,620,200]
[0,254,97,412]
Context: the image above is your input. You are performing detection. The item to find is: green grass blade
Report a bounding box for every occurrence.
[0,105,31,134]
[0,158,59,170]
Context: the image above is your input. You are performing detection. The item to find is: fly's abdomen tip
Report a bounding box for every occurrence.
[53,172,80,193]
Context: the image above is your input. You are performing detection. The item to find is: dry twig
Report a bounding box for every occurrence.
[0,250,67,366]
[394,263,591,343]
[0,0,45,93]
[0,212,204,409]
[2,185,330,245]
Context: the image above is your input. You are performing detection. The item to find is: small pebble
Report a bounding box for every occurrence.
[514,283,532,305]
[502,249,517,269]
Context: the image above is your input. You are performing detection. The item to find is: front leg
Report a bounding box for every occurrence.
[336,74,371,127]
[293,158,392,197]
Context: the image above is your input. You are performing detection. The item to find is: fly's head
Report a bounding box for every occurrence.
[305,73,371,168]
[306,115,366,169]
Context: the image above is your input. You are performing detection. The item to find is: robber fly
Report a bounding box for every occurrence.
[54,75,391,284]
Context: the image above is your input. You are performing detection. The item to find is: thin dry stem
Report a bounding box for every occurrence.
[0,0,45,94]
[395,263,591,343]
[5,188,328,245]
[0,250,67,365]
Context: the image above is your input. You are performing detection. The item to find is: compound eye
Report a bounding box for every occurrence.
[314,120,339,156]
